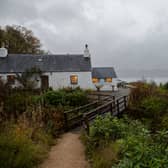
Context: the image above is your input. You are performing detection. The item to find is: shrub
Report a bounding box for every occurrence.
[129,82,157,105]
[82,115,154,168]
[44,90,66,106]
[140,96,168,119]
[83,115,168,168]
[44,88,88,107]
[113,130,168,168]
[90,115,126,143]
[160,114,168,130]
[42,106,64,136]
[4,92,28,118]
[65,90,88,106]
[162,82,168,90]
[91,142,121,168]
[0,79,11,103]
[0,123,52,168]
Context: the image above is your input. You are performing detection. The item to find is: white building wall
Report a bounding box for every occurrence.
[45,71,93,89]
[0,72,120,91]
[92,78,118,91]
[0,71,94,90]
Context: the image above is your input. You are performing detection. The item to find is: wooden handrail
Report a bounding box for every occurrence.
[82,95,129,134]
[64,95,129,131]
[64,100,98,114]
[85,99,114,116]
[64,96,114,114]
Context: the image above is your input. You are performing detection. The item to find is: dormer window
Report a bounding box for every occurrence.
[70,75,78,85]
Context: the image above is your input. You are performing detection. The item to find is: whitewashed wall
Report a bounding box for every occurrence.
[92,78,118,91]
[45,71,93,89]
[0,71,94,90]
[0,72,120,90]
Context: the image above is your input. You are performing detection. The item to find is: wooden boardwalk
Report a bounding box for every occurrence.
[64,88,130,132]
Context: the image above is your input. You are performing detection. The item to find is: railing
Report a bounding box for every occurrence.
[63,95,129,131]
[64,95,114,130]
[83,95,129,135]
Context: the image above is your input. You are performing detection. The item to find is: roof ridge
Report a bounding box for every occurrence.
[8,54,84,56]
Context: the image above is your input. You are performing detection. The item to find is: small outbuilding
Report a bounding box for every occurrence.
[92,67,118,91]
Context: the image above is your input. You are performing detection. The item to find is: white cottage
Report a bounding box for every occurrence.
[0,45,93,90]
[0,45,118,90]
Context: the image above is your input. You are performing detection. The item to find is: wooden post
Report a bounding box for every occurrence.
[112,96,116,115]
[117,99,120,115]
[83,114,90,135]
[98,94,100,102]
[64,113,68,132]
[110,102,113,116]
[124,96,127,109]
[112,96,115,101]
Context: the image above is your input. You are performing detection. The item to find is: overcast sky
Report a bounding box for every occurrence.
[1,0,168,73]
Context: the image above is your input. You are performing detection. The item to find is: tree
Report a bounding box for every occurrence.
[0,25,45,54]
[16,67,42,89]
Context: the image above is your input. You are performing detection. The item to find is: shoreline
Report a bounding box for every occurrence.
[119,77,168,85]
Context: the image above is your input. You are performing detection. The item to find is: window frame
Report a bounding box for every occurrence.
[105,77,112,83]
[92,78,99,83]
[70,75,78,85]
[7,75,15,85]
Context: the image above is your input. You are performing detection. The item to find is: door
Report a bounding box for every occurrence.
[41,75,49,90]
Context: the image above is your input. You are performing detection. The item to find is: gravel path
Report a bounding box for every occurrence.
[39,132,89,168]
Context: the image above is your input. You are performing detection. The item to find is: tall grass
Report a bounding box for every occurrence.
[0,121,53,168]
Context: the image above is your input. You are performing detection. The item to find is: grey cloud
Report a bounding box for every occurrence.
[1,0,168,73]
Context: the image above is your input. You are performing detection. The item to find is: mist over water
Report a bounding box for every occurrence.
[117,69,168,84]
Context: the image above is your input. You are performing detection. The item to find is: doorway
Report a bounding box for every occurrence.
[41,75,49,90]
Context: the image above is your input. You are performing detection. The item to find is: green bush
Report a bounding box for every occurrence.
[140,96,168,119]
[161,82,168,90]
[113,130,168,168]
[90,115,126,143]
[164,82,168,90]
[44,90,66,106]
[82,115,168,168]
[44,88,88,107]
[0,124,52,168]
[65,90,88,106]
[4,93,28,118]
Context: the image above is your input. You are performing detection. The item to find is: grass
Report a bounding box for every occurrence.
[0,121,54,168]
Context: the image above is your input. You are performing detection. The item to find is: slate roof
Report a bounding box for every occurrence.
[92,67,117,78]
[0,54,91,73]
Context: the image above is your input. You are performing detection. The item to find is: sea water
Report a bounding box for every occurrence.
[119,77,168,85]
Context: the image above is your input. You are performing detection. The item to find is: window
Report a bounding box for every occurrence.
[70,75,78,85]
[92,78,99,83]
[7,75,15,84]
[105,77,112,83]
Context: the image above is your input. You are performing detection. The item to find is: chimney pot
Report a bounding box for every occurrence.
[84,44,90,58]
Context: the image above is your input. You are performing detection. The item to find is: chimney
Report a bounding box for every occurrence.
[0,43,8,58]
[84,44,90,58]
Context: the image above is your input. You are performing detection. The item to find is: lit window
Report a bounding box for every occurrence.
[92,78,99,83]
[70,75,78,85]
[7,75,15,84]
[105,78,112,83]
